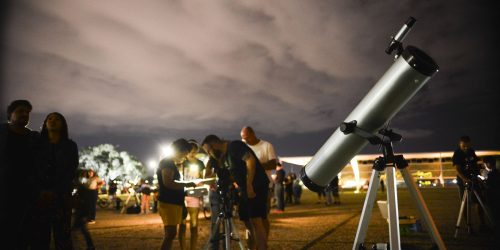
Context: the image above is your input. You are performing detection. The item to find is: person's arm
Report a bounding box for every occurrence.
[261,159,277,171]
[262,143,278,170]
[453,151,470,182]
[204,164,214,179]
[454,164,470,182]
[161,167,195,190]
[244,152,257,198]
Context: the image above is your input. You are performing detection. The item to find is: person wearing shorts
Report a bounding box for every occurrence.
[156,139,196,250]
[202,135,269,250]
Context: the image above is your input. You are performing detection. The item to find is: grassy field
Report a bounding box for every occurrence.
[76,187,498,249]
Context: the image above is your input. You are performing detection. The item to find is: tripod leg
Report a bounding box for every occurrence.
[224,218,231,250]
[204,216,223,250]
[454,187,467,238]
[353,169,381,250]
[229,218,246,250]
[400,168,446,249]
[466,189,471,234]
[472,189,494,226]
[386,166,401,250]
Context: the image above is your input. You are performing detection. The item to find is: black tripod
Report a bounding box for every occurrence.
[454,180,493,238]
[204,176,245,250]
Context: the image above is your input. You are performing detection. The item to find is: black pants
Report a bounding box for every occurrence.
[88,190,98,220]
[31,194,74,250]
[274,184,285,210]
[73,189,95,249]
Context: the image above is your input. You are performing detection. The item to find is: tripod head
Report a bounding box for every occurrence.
[340,120,409,171]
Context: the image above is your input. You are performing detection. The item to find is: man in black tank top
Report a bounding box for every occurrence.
[202,135,269,250]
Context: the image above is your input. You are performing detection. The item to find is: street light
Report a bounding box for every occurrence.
[148,160,157,170]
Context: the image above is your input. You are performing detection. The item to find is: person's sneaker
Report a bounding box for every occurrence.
[88,220,96,224]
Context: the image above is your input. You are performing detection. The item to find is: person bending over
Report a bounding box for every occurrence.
[202,135,269,250]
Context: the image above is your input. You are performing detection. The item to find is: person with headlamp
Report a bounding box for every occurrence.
[156,139,197,250]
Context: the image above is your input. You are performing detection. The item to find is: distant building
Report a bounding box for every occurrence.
[280,151,500,190]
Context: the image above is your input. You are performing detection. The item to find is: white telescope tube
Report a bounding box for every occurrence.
[300,46,439,192]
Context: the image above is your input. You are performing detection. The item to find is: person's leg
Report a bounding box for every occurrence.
[243,220,256,250]
[90,190,98,221]
[80,225,95,250]
[250,218,267,250]
[141,194,148,214]
[53,198,74,250]
[187,207,199,250]
[178,221,187,250]
[31,218,52,250]
[158,202,183,250]
[334,191,341,204]
[280,184,285,210]
[275,184,281,210]
[208,191,220,250]
[326,190,333,205]
[162,225,177,250]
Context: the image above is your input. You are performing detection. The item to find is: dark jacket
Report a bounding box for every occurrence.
[35,138,79,195]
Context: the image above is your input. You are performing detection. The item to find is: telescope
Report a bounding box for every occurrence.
[300,17,439,192]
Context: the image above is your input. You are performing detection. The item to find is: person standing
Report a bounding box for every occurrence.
[284,174,294,205]
[292,174,302,204]
[452,135,485,232]
[0,100,40,249]
[202,134,269,250]
[326,176,341,205]
[240,126,277,239]
[140,179,152,214]
[73,170,96,250]
[157,139,197,250]
[108,179,118,210]
[86,169,104,224]
[31,112,79,249]
[179,141,205,250]
[204,156,221,250]
[273,163,286,213]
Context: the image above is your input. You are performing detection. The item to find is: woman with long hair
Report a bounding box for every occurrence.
[32,112,79,249]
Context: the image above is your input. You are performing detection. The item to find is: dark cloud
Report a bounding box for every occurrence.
[1,0,499,162]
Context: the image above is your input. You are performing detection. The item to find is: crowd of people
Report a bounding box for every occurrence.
[2,99,498,249]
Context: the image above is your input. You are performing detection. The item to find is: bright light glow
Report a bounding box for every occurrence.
[160,144,174,159]
[189,164,198,172]
[341,179,368,193]
[452,179,457,184]
[148,160,157,170]
[350,157,361,193]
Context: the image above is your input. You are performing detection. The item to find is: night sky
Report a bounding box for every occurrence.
[1,0,499,164]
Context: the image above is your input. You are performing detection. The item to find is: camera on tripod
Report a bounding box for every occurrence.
[214,166,239,205]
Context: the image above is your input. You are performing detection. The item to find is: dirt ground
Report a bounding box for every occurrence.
[73,188,498,250]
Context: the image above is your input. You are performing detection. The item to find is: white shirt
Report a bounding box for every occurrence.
[246,140,277,188]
